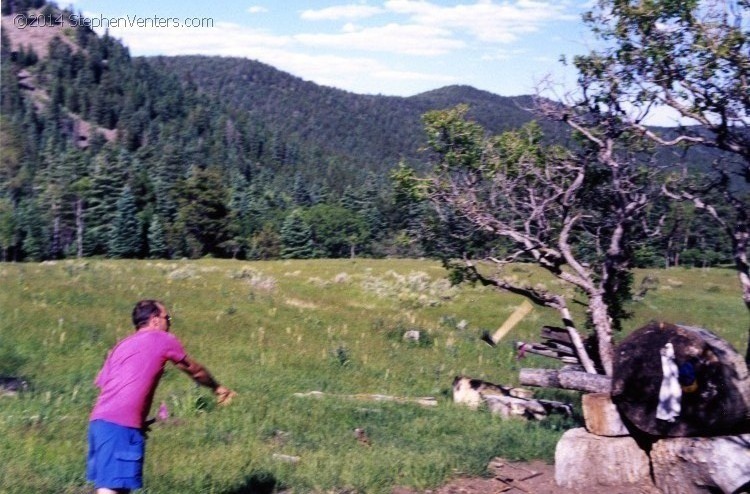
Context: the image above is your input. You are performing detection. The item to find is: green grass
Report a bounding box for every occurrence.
[0,259,746,493]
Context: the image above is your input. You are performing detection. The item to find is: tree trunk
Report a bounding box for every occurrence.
[589,293,614,376]
[736,251,750,365]
[75,198,84,259]
[651,435,750,494]
[559,304,598,374]
[51,204,61,258]
[612,322,750,437]
[727,217,750,364]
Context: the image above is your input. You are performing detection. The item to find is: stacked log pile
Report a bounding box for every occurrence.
[516,326,592,366]
[520,322,750,493]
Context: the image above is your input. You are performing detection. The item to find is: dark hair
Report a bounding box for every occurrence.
[132,300,162,329]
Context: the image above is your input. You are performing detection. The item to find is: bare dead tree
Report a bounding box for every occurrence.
[399,106,662,376]
[566,0,750,361]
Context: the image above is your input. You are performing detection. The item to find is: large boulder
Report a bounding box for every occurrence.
[651,435,750,494]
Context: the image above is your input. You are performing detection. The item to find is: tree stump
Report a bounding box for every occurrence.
[611,322,750,437]
[554,428,651,488]
[651,434,750,494]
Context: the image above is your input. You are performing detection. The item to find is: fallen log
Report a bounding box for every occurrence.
[482,393,572,420]
[452,376,533,410]
[483,394,548,420]
[611,321,750,437]
[453,376,571,419]
[519,368,612,393]
[293,391,437,407]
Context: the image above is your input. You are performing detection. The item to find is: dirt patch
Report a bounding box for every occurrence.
[1,10,79,58]
[392,459,660,494]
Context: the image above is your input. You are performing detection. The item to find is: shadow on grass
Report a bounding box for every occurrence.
[222,471,281,494]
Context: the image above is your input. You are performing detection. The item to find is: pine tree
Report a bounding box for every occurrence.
[147,214,168,258]
[173,166,230,258]
[0,31,23,116]
[249,223,281,260]
[280,209,314,259]
[226,170,251,238]
[108,185,142,258]
[84,148,126,255]
[359,174,385,240]
[339,178,383,253]
[291,172,312,207]
[0,198,17,261]
[19,198,48,261]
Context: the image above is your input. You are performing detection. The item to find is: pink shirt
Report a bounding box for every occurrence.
[90,328,187,428]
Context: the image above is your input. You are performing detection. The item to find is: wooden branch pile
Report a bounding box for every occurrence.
[516,326,583,365]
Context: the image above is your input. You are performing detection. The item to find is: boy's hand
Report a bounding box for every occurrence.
[215,385,237,406]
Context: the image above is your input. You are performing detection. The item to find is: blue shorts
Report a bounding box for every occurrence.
[87,419,145,490]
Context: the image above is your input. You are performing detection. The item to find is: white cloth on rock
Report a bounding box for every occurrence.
[656,342,682,422]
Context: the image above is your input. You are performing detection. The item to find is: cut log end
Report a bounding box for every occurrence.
[612,321,750,437]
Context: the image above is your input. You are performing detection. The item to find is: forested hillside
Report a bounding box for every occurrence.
[147,56,542,171]
[0,0,734,267]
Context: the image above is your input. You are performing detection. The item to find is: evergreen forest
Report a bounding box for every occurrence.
[0,0,737,267]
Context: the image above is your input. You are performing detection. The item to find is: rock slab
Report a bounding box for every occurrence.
[555,427,650,488]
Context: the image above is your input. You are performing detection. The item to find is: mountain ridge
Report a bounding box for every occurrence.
[145,55,541,171]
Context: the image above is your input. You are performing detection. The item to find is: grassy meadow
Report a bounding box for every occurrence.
[0,258,747,493]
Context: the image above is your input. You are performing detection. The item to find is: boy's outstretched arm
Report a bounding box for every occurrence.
[175,355,237,405]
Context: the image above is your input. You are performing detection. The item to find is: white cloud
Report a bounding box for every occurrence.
[295,23,464,56]
[480,47,526,61]
[627,104,702,127]
[300,4,384,21]
[98,22,291,56]
[92,21,449,95]
[342,22,360,33]
[246,6,268,14]
[278,52,454,94]
[384,0,575,43]
[295,1,581,57]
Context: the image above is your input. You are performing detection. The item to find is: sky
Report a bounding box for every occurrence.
[58,0,598,99]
